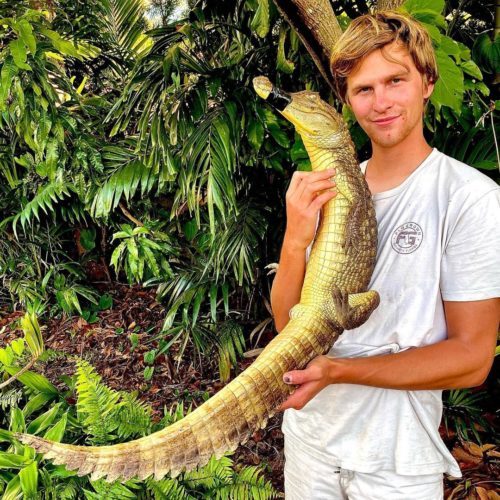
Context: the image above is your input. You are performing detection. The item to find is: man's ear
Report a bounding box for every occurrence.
[423,79,435,100]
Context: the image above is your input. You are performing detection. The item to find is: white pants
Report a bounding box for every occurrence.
[284,439,444,500]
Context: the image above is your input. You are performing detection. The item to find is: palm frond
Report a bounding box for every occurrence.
[90,141,176,218]
[103,0,151,59]
[12,178,78,235]
[175,107,238,234]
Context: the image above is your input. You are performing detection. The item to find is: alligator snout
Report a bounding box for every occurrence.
[252,76,291,111]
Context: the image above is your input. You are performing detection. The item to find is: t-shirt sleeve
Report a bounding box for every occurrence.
[441,187,500,301]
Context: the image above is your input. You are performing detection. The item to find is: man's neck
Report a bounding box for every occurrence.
[365,136,433,194]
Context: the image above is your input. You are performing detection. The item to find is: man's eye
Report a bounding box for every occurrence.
[392,78,401,84]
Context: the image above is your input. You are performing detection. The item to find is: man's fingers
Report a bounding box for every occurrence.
[283,367,319,385]
[279,385,312,411]
[288,169,336,195]
[309,190,337,212]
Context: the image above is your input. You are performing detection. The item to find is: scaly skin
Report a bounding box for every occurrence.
[16,77,379,482]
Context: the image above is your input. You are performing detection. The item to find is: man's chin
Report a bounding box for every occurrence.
[371,133,404,149]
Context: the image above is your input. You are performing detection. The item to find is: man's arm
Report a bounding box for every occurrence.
[280,298,500,410]
[271,169,337,332]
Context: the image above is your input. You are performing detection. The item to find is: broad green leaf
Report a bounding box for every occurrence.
[44,413,68,441]
[23,392,55,418]
[183,219,198,241]
[27,402,62,434]
[0,429,13,443]
[0,57,18,110]
[143,366,154,381]
[420,22,441,44]
[247,117,264,151]
[461,60,482,80]
[209,284,217,321]
[16,19,36,54]
[430,50,464,113]
[10,407,25,433]
[472,33,500,75]
[410,10,445,29]
[250,0,270,38]
[4,367,58,395]
[277,26,294,74]
[40,27,79,58]
[98,293,113,310]
[0,452,28,468]
[438,36,461,59]
[10,338,25,356]
[0,345,14,366]
[2,474,22,500]
[403,0,444,14]
[80,227,97,251]
[473,160,497,170]
[45,138,59,178]
[268,124,290,148]
[21,313,44,357]
[9,39,27,68]
[19,461,38,498]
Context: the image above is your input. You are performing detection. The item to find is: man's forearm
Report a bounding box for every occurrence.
[330,338,493,390]
[271,235,307,332]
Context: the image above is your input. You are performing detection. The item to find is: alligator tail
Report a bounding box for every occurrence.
[17,314,337,482]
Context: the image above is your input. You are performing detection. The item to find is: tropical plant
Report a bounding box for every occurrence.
[0,1,498,494]
[0,348,279,498]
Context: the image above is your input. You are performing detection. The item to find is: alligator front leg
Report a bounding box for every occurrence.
[328,289,380,330]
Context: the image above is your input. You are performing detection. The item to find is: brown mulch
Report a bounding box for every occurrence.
[1,284,498,497]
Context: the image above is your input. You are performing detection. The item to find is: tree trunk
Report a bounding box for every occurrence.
[272,0,342,90]
[377,0,406,10]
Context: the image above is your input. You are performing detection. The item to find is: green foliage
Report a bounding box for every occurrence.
[110,223,175,284]
[402,0,491,125]
[0,352,278,498]
[443,389,491,443]
[75,359,152,443]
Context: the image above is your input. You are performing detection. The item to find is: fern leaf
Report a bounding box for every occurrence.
[114,391,152,439]
[85,478,139,499]
[145,477,193,500]
[75,360,122,444]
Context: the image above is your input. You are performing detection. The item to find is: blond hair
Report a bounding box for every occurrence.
[330,11,438,102]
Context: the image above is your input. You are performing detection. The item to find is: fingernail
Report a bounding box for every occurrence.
[283,375,292,384]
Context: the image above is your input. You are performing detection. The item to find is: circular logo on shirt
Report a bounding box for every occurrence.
[391,222,423,254]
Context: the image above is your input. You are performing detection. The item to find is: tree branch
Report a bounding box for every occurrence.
[119,202,144,227]
[0,358,37,390]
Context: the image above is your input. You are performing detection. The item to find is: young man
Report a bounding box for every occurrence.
[271,11,500,499]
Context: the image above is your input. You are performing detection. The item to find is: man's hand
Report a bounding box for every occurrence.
[284,169,337,251]
[279,355,334,411]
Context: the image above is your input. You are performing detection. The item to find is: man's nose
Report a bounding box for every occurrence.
[372,87,392,113]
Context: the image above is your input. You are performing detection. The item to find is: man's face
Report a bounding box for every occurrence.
[346,42,434,149]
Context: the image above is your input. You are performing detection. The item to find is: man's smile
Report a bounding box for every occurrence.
[372,115,400,126]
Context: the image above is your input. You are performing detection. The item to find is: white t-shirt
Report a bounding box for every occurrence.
[282,149,500,477]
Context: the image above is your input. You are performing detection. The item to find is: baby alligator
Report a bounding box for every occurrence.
[17,77,379,482]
